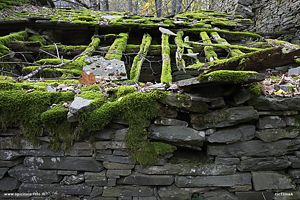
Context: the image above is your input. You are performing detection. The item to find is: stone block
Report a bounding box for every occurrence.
[191,106,258,130]
[102,185,153,197]
[215,157,240,165]
[0,137,45,149]
[175,173,251,188]
[106,169,131,177]
[138,163,236,176]
[207,140,300,157]
[24,157,103,172]
[154,117,188,126]
[148,125,205,146]
[95,141,126,149]
[132,197,157,200]
[90,186,103,198]
[252,171,295,191]
[235,192,274,200]
[256,116,286,129]
[0,157,23,167]
[117,174,174,185]
[8,164,61,183]
[103,161,134,170]
[289,169,300,179]
[237,157,291,171]
[256,128,299,142]
[284,116,300,127]
[57,170,78,175]
[0,150,20,160]
[60,174,84,185]
[19,149,64,157]
[64,149,93,156]
[158,185,212,200]
[288,156,300,168]
[202,189,239,200]
[95,155,134,164]
[0,177,20,191]
[113,149,129,156]
[207,125,255,144]
[84,171,107,186]
[94,127,117,140]
[69,97,92,114]
[0,167,8,179]
[18,183,92,195]
[108,178,117,187]
[248,96,300,111]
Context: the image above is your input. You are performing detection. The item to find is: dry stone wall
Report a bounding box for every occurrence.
[2,83,300,200]
[210,0,300,44]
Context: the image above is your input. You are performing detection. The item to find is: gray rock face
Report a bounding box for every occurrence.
[161,94,208,113]
[0,150,20,160]
[207,139,300,157]
[0,177,20,191]
[256,128,299,142]
[69,97,92,114]
[23,157,103,172]
[138,163,236,176]
[8,165,61,183]
[252,171,295,191]
[18,183,92,195]
[148,125,205,147]
[191,106,258,130]
[154,117,188,126]
[237,157,291,171]
[117,174,174,185]
[102,185,153,197]
[247,96,300,111]
[175,173,251,187]
[207,125,255,144]
[256,116,286,129]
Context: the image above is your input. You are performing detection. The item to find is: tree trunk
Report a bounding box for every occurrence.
[128,0,133,12]
[155,0,162,17]
[134,0,138,14]
[101,0,109,11]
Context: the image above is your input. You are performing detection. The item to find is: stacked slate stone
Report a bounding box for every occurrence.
[2,73,300,200]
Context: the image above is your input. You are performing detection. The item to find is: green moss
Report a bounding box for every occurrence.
[198,70,258,84]
[78,91,105,99]
[161,34,172,83]
[247,85,261,96]
[28,35,46,45]
[77,15,94,21]
[187,28,261,38]
[0,90,74,145]
[80,84,100,91]
[105,33,128,60]
[42,45,87,53]
[192,108,229,127]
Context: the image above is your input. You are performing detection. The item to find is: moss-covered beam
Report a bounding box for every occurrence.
[174,31,186,72]
[184,36,203,66]
[129,33,152,81]
[266,39,300,54]
[0,30,28,57]
[210,32,244,57]
[187,28,261,39]
[161,33,172,83]
[105,33,128,60]
[200,32,218,62]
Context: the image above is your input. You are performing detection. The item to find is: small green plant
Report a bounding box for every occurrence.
[191,193,204,200]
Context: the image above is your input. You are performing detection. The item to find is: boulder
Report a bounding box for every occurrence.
[69,97,93,114]
[23,157,103,172]
[191,106,258,130]
[207,125,255,144]
[256,128,299,142]
[175,173,251,187]
[252,171,295,191]
[247,96,300,111]
[8,164,61,183]
[207,139,300,157]
[148,125,205,147]
[237,157,291,171]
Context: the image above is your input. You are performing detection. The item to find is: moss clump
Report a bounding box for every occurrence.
[248,85,262,96]
[28,35,46,45]
[78,91,104,99]
[105,33,128,60]
[161,34,172,83]
[0,90,75,145]
[82,89,175,164]
[198,70,258,84]
[80,84,100,91]
[187,28,261,38]
[107,86,137,101]
[41,105,73,151]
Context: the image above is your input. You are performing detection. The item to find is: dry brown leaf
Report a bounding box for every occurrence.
[78,70,96,86]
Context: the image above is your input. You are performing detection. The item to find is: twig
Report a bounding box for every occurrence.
[184,0,195,12]
[39,49,57,58]
[54,43,60,59]
[0,52,33,59]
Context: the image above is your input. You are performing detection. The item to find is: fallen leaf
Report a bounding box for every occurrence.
[78,70,96,86]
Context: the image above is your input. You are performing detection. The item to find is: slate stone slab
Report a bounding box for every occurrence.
[102,185,153,197]
[207,139,300,157]
[18,183,92,195]
[90,186,103,198]
[247,96,300,111]
[235,192,274,200]
[288,156,300,168]
[0,167,8,179]
[175,173,251,187]
[94,127,117,140]
[252,171,295,191]
[138,163,236,176]
[207,125,255,144]
[95,154,134,164]
[256,128,299,142]
[106,169,132,177]
[0,150,20,160]
[84,171,107,186]
[0,137,45,149]
[284,116,300,127]
[103,161,134,170]
[8,165,61,183]
[215,157,240,165]
[0,177,20,191]
[24,157,103,172]
[256,116,286,129]
[154,117,188,126]
[158,185,213,200]
[83,56,127,81]
[237,157,291,171]
[19,149,64,157]
[69,97,93,114]
[60,174,84,185]
[117,174,174,185]
[191,106,258,130]
[289,169,300,179]
[148,125,205,146]
[0,157,23,167]
[95,141,126,149]
[202,189,239,200]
